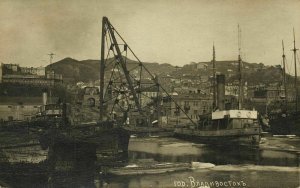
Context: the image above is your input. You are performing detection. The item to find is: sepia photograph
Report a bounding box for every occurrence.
[0,0,299,187]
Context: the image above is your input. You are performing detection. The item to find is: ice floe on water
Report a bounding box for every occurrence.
[259,136,300,152]
[161,142,205,148]
[211,164,300,172]
[273,135,296,138]
[191,162,215,169]
[125,164,139,168]
[161,143,193,147]
[190,160,299,172]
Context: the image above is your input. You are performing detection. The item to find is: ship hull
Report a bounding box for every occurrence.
[39,122,130,158]
[174,127,261,147]
[124,126,174,137]
[268,112,300,135]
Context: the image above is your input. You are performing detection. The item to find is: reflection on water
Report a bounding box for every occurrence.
[47,142,97,188]
[129,138,300,167]
[0,142,98,188]
[106,167,300,188]
[0,137,299,187]
[0,145,47,163]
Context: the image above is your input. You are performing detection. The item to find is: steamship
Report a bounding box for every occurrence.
[174,41,261,147]
[174,75,261,147]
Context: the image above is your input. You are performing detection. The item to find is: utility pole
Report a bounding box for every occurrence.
[291,28,299,112]
[48,53,55,70]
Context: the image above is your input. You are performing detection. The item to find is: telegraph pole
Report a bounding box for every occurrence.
[48,53,55,70]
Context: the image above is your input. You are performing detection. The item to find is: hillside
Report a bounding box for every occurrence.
[47,57,175,83]
[48,57,294,86]
[178,60,287,85]
[46,58,99,82]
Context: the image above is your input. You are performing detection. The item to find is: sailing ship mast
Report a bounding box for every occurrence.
[291,28,299,112]
[212,44,216,110]
[238,25,243,110]
[282,40,288,108]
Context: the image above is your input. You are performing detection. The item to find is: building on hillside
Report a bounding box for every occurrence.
[196,62,208,70]
[248,85,286,101]
[20,66,46,76]
[225,82,248,99]
[0,93,60,123]
[140,86,158,107]
[0,63,62,86]
[81,87,100,107]
[0,96,43,122]
[227,69,234,77]
[160,93,213,126]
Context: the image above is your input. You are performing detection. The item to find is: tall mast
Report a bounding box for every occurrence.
[212,44,216,110]
[282,40,288,108]
[292,28,299,112]
[238,25,243,110]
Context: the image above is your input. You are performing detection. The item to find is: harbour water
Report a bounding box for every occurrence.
[0,136,299,188]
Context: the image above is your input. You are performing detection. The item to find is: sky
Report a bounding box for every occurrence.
[0,0,300,74]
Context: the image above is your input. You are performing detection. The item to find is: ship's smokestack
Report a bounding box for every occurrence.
[216,74,225,110]
[42,91,48,105]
